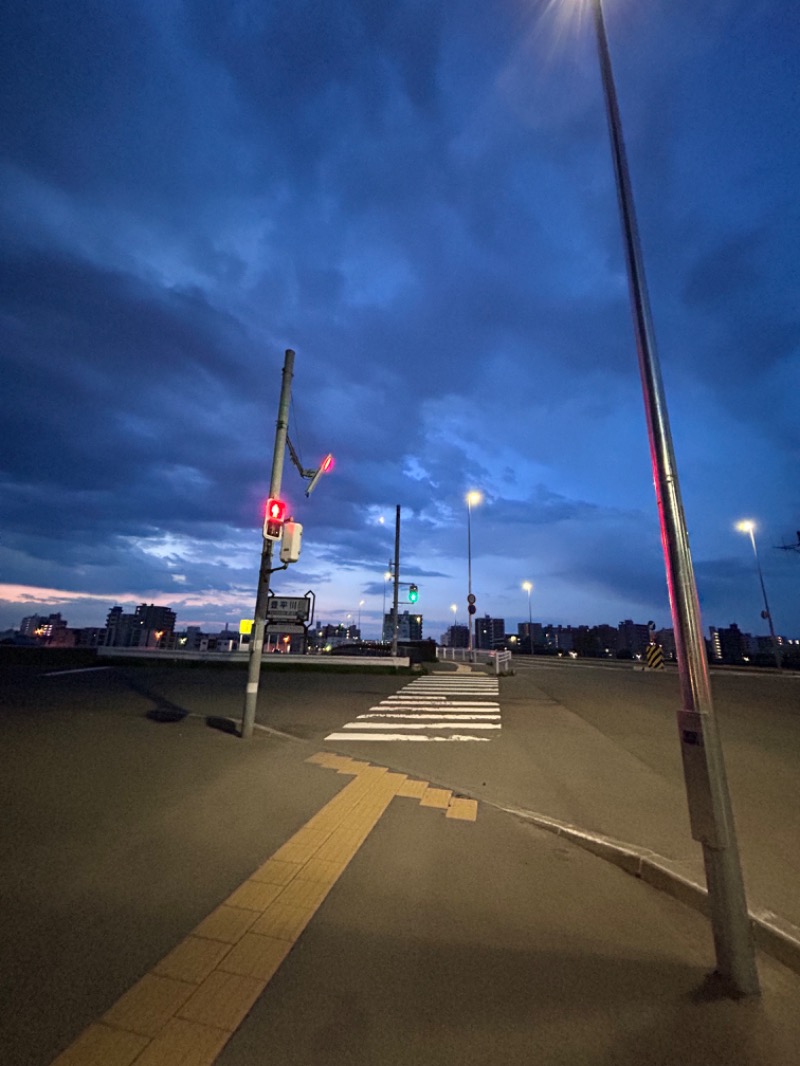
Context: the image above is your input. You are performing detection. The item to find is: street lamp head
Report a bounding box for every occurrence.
[466,490,483,507]
[522,581,533,594]
[450,603,457,613]
[736,520,755,535]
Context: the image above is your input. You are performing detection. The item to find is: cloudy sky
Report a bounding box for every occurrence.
[2,0,798,642]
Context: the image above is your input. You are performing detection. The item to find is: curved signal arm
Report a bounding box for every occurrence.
[286,435,334,497]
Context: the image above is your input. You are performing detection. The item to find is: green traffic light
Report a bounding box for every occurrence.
[408,584,419,604]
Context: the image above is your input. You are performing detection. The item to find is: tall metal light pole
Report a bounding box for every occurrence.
[391,505,400,657]
[522,581,533,655]
[241,349,294,740]
[589,0,759,995]
[736,520,782,670]
[466,491,482,658]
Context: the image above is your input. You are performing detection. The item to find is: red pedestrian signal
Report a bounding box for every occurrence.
[266,498,286,522]
[263,497,287,540]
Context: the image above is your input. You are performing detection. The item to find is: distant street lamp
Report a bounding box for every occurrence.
[736,520,782,670]
[583,0,759,994]
[522,581,533,655]
[466,491,482,658]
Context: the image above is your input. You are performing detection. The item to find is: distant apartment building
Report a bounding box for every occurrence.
[653,627,676,660]
[617,619,652,658]
[382,611,423,642]
[19,612,68,643]
[443,623,469,649]
[517,621,545,652]
[474,615,505,650]
[710,623,750,664]
[104,603,176,648]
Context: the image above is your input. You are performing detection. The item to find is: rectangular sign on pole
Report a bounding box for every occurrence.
[267,596,312,623]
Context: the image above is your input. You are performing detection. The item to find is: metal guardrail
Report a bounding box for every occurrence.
[435,647,511,674]
[96,647,410,667]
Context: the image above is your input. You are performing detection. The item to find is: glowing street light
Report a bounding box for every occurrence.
[522,581,534,655]
[358,599,365,639]
[583,0,758,994]
[466,491,483,658]
[736,520,782,670]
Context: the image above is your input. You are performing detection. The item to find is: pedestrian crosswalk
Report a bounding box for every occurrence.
[324,673,501,743]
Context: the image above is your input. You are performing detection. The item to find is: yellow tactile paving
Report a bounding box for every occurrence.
[335,759,371,775]
[270,839,320,865]
[396,778,429,798]
[419,787,453,809]
[305,752,335,766]
[296,856,348,885]
[50,1023,148,1066]
[314,828,370,863]
[250,858,304,886]
[193,904,259,944]
[251,899,317,942]
[102,973,196,1038]
[154,936,232,984]
[289,826,333,849]
[446,798,479,822]
[177,970,264,1033]
[132,1018,228,1066]
[276,876,332,910]
[217,932,292,981]
[48,753,478,1066]
[225,878,284,912]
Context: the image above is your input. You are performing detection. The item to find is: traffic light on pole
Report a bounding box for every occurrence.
[263,497,287,540]
[408,583,419,604]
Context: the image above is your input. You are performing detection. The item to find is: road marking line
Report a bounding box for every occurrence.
[323,732,491,742]
[341,721,500,730]
[49,755,475,1066]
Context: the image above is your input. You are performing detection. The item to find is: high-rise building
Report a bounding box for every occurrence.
[444,624,469,648]
[382,611,423,642]
[105,603,176,647]
[474,615,505,650]
[617,619,651,658]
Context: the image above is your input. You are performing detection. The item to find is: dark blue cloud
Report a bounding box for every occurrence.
[1,0,798,640]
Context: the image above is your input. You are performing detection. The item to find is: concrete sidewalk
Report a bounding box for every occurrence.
[2,669,800,1066]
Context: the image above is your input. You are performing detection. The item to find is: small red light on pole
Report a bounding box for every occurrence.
[305,454,334,496]
[263,497,287,539]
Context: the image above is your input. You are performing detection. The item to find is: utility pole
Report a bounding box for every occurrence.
[241,349,295,740]
[591,0,758,995]
[391,505,400,657]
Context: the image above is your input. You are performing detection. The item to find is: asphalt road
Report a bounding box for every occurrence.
[2,658,799,1066]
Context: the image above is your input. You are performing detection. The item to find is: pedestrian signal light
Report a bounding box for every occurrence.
[408,583,419,604]
[263,497,287,540]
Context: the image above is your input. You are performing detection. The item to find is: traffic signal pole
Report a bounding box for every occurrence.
[241,349,295,740]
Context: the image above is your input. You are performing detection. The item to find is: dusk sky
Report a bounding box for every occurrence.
[2,0,798,642]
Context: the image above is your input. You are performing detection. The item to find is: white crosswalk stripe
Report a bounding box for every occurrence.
[324,673,502,743]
